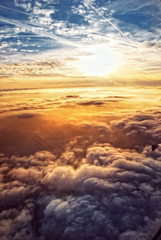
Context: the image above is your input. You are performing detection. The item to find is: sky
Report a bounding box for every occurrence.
[0,0,161,88]
[1,1,161,240]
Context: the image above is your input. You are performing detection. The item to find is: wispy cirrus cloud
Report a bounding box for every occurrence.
[0,0,161,84]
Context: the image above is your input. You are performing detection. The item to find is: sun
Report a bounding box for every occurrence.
[79,45,118,77]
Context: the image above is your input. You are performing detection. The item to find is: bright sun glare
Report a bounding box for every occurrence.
[80,45,118,77]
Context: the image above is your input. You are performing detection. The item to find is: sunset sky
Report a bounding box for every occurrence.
[1,1,161,240]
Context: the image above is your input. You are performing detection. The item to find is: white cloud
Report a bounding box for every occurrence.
[33,7,54,17]
[14,0,32,12]
[83,0,96,8]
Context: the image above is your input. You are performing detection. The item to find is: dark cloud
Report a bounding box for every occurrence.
[17,113,37,119]
[0,105,44,114]
[106,96,129,99]
[143,41,161,49]
[0,88,37,92]
[65,95,80,98]
[63,97,126,108]
[77,100,105,106]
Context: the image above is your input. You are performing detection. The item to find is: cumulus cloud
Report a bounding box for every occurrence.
[1,143,161,239]
[1,109,161,239]
[111,111,161,149]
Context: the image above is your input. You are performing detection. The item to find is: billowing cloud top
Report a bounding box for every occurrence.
[0,102,161,239]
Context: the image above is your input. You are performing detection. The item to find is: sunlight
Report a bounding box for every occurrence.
[79,45,118,77]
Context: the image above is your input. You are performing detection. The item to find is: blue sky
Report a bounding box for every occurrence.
[0,0,161,86]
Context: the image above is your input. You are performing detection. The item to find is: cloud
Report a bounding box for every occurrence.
[107,96,129,99]
[1,143,161,239]
[83,0,96,8]
[78,100,105,106]
[0,59,66,77]
[65,95,80,98]
[35,145,161,239]
[0,92,127,115]
[111,111,161,149]
[17,113,37,119]
[0,88,37,92]
[1,109,161,239]
[0,112,112,156]
[142,41,161,49]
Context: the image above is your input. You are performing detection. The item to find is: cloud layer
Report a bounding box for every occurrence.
[0,108,161,239]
